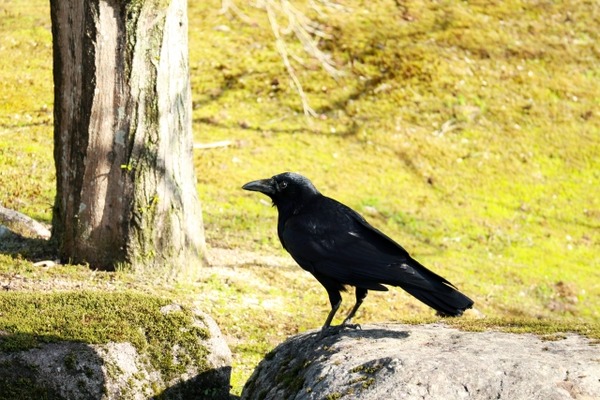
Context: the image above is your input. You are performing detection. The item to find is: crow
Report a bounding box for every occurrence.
[242,172,473,335]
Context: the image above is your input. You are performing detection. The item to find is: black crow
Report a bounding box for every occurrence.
[243,172,473,335]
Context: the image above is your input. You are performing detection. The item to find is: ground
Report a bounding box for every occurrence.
[1,0,599,396]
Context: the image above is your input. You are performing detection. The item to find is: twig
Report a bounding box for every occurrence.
[193,140,233,149]
[219,0,254,24]
[222,0,346,117]
[266,1,317,117]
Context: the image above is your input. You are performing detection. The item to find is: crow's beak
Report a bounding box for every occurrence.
[242,178,276,195]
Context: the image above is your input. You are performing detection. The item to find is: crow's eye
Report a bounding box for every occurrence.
[279,181,288,189]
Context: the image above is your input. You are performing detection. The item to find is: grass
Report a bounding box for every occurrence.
[1,0,599,396]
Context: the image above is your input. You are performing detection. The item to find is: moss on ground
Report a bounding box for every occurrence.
[0,291,209,391]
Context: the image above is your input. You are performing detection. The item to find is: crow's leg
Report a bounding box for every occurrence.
[321,289,342,331]
[342,287,368,328]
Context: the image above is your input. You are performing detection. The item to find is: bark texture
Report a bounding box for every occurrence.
[50,0,205,270]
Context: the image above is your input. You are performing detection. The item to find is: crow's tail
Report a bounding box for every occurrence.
[401,283,474,316]
[391,258,474,316]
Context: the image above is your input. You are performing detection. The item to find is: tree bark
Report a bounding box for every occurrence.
[50,0,205,272]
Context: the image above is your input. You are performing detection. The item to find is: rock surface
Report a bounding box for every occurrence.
[0,205,51,239]
[242,323,600,400]
[0,308,232,400]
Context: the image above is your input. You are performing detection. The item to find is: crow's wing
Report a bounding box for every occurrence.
[280,197,455,292]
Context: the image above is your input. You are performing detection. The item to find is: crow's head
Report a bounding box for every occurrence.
[242,172,320,211]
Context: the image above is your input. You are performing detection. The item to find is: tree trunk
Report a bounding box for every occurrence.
[50,0,206,272]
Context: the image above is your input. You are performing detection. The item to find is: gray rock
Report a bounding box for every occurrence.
[0,307,232,400]
[242,323,600,400]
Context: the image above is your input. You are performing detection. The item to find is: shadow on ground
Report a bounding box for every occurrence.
[0,227,56,262]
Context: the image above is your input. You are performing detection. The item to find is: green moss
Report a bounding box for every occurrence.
[349,363,383,375]
[0,291,209,384]
[447,317,600,339]
[348,360,384,392]
[361,378,375,389]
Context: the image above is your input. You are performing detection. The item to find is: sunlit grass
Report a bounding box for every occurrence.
[1,0,599,396]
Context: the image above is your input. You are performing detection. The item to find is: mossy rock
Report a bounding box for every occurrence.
[0,291,232,399]
[241,324,600,400]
